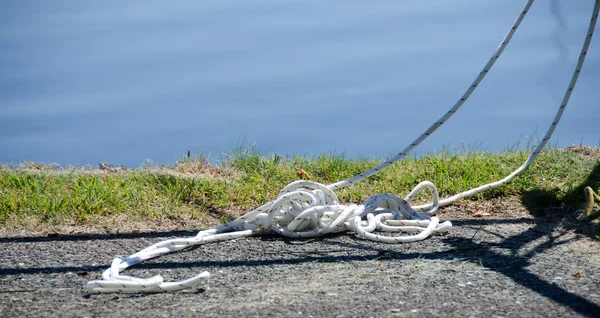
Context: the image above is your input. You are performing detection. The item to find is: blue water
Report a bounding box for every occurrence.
[1,1,599,167]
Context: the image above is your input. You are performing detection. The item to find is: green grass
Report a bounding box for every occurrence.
[1,147,599,228]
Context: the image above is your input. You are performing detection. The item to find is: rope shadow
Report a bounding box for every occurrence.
[429,161,600,316]
[0,218,538,244]
[440,233,597,317]
[429,162,600,317]
[0,230,202,244]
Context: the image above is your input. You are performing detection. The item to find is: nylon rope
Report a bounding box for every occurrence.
[86,0,599,294]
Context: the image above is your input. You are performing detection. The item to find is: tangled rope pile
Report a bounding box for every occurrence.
[86,0,599,294]
[86,180,450,293]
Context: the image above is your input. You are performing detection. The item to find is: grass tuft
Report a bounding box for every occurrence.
[1,146,599,229]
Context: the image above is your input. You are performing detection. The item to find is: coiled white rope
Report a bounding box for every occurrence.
[86,0,599,294]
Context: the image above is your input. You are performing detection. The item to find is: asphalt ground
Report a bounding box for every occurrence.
[1,214,599,317]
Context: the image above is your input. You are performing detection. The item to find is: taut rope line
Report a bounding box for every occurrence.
[85,0,599,293]
[328,0,535,191]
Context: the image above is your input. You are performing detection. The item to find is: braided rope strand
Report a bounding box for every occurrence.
[413,0,599,211]
[328,0,535,191]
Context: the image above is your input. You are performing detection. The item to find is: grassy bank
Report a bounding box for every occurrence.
[1,146,599,232]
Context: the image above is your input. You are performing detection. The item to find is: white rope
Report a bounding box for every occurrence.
[328,0,536,191]
[85,0,599,294]
[413,0,599,212]
[86,180,450,293]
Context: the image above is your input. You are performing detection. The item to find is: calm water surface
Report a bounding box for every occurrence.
[1,1,599,167]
